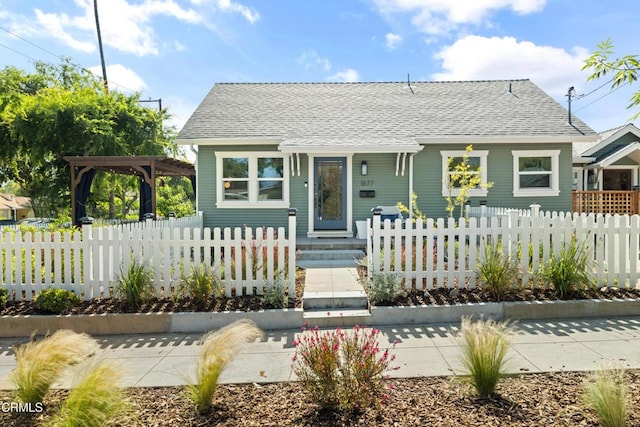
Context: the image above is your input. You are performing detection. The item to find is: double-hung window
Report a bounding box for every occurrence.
[512,150,560,197]
[216,152,289,208]
[440,150,489,197]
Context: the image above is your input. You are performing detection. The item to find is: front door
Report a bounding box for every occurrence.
[314,157,347,230]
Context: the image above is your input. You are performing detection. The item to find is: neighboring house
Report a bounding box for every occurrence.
[572,123,640,214]
[0,193,33,222]
[573,123,640,191]
[177,80,597,237]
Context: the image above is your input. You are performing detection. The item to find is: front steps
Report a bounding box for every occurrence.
[299,243,371,326]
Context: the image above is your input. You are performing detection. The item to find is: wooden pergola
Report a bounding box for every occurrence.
[64,156,196,226]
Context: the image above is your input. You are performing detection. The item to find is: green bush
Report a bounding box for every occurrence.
[262,276,288,309]
[0,288,8,308]
[116,259,155,309]
[539,237,594,299]
[362,272,404,305]
[292,325,397,411]
[477,239,520,300]
[180,263,223,305]
[34,288,80,314]
[584,367,628,427]
[457,317,513,398]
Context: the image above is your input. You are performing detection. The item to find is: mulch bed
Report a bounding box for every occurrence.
[2,371,640,426]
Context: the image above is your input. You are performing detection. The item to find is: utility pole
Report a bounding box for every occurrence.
[94,0,108,91]
[566,86,575,125]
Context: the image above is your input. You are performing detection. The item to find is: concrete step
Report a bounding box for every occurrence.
[303,309,372,328]
[303,290,369,310]
[297,238,367,251]
[297,259,363,269]
[297,249,365,261]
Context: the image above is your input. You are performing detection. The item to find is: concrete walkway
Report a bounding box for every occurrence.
[1,316,639,389]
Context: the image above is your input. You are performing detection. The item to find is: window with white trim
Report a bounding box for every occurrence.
[216,152,289,208]
[512,150,560,197]
[440,150,489,197]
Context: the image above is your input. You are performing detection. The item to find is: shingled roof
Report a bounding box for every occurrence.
[177,80,596,148]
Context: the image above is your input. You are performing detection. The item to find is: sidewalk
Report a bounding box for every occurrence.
[1,316,639,389]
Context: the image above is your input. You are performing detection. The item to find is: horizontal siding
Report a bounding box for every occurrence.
[352,153,409,222]
[413,143,574,218]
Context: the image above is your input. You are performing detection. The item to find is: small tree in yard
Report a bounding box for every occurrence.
[445,145,493,218]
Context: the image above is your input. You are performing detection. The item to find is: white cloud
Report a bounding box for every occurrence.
[385,32,402,49]
[30,0,258,57]
[431,35,589,97]
[373,0,546,35]
[215,0,260,24]
[328,68,360,83]
[297,50,332,71]
[89,63,147,93]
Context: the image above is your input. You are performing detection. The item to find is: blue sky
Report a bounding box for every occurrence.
[1,0,639,135]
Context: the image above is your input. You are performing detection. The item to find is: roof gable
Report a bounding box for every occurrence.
[177,80,596,145]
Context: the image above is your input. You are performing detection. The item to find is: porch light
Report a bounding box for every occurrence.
[361,161,368,176]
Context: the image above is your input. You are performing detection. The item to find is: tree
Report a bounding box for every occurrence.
[0,60,176,216]
[445,145,493,219]
[583,39,640,120]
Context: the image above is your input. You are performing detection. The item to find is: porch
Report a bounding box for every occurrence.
[572,190,640,215]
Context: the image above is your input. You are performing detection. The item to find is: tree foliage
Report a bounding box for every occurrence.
[0,60,176,216]
[583,39,640,120]
[445,145,493,218]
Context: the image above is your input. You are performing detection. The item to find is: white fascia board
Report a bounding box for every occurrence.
[572,156,596,164]
[176,137,283,146]
[278,145,423,153]
[416,135,598,145]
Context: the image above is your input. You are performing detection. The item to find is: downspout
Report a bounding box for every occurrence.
[408,154,416,219]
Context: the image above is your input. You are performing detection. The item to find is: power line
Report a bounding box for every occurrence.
[574,77,615,100]
[0,42,39,62]
[573,81,630,113]
[0,26,144,95]
[0,26,62,60]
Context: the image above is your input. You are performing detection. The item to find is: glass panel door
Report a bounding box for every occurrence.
[314,157,347,230]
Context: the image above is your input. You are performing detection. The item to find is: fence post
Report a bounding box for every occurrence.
[529,203,540,217]
[372,207,382,273]
[480,200,487,217]
[287,208,297,290]
[80,216,94,296]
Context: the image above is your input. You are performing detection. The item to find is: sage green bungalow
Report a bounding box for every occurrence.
[176,80,597,237]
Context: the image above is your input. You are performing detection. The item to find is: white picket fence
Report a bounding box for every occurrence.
[367,211,640,288]
[0,215,296,301]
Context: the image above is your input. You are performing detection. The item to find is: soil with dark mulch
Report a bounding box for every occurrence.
[3,273,640,316]
[2,371,640,426]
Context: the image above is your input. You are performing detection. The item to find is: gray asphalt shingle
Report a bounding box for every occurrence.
[177,80,596,145]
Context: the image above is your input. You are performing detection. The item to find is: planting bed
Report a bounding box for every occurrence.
[2,370,640,426]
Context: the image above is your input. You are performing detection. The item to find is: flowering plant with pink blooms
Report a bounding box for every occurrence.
[292,324,397,411]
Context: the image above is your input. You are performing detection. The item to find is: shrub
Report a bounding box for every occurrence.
[457,317,513,398]
[49,360,128,427]
[362,273,404,305]
[180,263,223,305]
[584,367,628,427]
[10,330,99,403]
[34,288,80,314]
[262,276,288,309]
[539,237,594,299]
[116,259,155,309]
[292,324,397,411]
[186,319,263,414]
[477,239,520,300]
[0,287,8,308]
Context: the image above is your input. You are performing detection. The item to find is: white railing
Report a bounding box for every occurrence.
[367,212,640,288]
[465,205,534,219]
[0,213,296,301]
[105,212,204,232]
